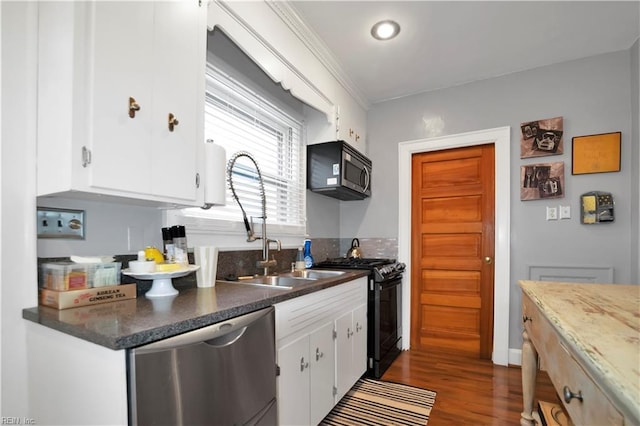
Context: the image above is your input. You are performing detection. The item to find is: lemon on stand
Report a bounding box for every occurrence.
[144,246,165,263]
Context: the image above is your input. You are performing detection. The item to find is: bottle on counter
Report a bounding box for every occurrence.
[295,247,306,271]
[171,225,188,265]
[161,227,175,263]
[303,239,314,269]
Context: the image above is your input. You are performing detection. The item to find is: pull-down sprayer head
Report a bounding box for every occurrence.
[227,151,266,243]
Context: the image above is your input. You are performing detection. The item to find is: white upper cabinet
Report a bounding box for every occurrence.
[335,104,367,148]
[37,1,206,206]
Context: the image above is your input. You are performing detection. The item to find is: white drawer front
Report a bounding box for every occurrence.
[275,277,367,343]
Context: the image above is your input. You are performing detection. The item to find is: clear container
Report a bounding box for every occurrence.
[40,262,88,291]
[40,261,121,290]
[86,262,121,288]
[295,247,306,271]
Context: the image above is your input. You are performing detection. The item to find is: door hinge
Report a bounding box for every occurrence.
[275,364,280,377]
[81,146,92,167]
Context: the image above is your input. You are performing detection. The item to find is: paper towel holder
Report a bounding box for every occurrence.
[201,139,227,209]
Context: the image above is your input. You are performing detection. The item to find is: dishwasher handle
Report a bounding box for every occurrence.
[203,325,246,348]
[132,306,274,355]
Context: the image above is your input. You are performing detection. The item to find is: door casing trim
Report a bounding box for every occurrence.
[398,126,511,366]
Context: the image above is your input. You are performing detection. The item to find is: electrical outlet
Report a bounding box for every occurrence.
[546,206,558,221]
[37,207,85,239]
[559,205,571,219]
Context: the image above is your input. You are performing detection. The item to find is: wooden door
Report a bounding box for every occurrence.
[410,144,495,359]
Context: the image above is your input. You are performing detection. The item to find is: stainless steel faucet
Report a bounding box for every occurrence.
[227,151,281,276]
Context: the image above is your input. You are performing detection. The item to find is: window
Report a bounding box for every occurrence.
[179,64,306,237]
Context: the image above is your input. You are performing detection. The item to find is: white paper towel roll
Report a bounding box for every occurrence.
[204,140,226,206]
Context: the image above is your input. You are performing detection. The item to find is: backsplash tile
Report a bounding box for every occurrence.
[36,237,397,298]
[340,238,398,259]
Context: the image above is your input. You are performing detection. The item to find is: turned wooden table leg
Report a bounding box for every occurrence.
[521,329,538,426]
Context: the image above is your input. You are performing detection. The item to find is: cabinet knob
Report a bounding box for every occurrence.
[316,347,324,361]
[347,328,354,338]
[168,113,179,132]
[563,386,583,403]
[356,322,363,332]
[300,357,309,372]
[128,97,140,118]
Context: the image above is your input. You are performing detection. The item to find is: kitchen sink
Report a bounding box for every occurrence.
[228,275,316,290]
[224,270,345,290]
[281,269,346,280]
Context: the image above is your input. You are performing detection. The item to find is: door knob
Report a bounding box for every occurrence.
[484,256,493,264]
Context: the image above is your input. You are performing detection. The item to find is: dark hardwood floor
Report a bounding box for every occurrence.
[381,349,560,425]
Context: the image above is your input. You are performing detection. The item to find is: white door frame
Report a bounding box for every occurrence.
[398,126,511,366]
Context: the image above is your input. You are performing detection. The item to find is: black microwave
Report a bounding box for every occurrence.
[307,140,372,200]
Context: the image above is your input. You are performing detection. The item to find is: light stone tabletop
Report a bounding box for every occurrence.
[519,280,640,423]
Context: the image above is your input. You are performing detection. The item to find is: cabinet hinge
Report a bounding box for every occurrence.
[81,146,92,168]
[333,330,337,339]
[332,386,337,396]
[275,364,280,377]
[195,172,200,188]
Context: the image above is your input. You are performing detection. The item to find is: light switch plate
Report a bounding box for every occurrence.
[37,207,85,239]
[546,206,558,221]
[559,205,571,219]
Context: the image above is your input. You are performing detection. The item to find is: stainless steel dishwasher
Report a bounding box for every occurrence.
[128,307,277,425]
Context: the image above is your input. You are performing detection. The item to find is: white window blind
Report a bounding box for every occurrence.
[183,65,306,235]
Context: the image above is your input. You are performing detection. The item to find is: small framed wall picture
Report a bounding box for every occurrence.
[520,116,563,158]
[572,132,621,175]
[520,161,565,201]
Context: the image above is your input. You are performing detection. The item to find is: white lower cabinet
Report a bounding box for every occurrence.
[275,277,367,425]
[335,303,368,401]
[277,321,335,425]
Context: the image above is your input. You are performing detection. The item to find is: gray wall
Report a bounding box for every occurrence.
[631,39,639,284]
[349,49,638,350]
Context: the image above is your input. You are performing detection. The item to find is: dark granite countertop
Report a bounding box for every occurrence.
[22,269,369,351]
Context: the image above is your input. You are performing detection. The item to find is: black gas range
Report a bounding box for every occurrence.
[314,257,405,282]
[314,257,405,378]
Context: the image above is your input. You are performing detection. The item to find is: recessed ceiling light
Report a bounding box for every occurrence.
[371,20,400,41]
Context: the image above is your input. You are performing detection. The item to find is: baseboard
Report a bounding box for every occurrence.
[509,348,522,366]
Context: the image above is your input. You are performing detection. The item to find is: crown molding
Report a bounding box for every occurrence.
[268,1,371,111]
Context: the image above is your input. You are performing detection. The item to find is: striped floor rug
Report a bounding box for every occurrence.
[320,378,436,425]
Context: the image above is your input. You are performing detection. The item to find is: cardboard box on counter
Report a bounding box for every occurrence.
[39,284,136,310]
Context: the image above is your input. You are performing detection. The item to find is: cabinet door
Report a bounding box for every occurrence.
[352,303,368,379]
[89,1,154,195]
[309,322,336,425]
[149,0,203,201]
[277,335,310,425]
[334,310,353,401]
[88,1,203,202]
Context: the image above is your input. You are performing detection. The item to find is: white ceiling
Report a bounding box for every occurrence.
[288,1,640,106]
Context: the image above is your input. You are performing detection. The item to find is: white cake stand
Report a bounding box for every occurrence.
[122,265,199,298]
